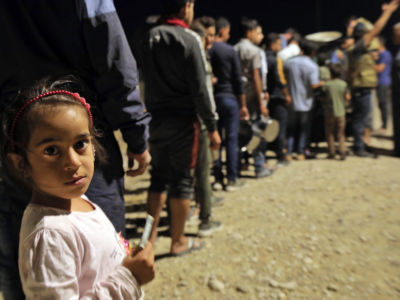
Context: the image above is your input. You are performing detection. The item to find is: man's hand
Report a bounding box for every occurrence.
[239,106,250,120]
[126,149,151,177]
[260,105,269,118]
[383,0,399,13]
[208,130,221,150]
[123,242,155,285]
[285,94,292,107]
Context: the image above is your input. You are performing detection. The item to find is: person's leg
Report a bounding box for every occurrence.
[195,126,212,223]
[223,97,240,182]
[297,111,311,155]
[168,117,201,253]
[271,100,289,161]
[286,108,296,156]
[352,89,372,152]
[377,85,389,130]
[169,197,191,254]
[147,192,167,244]
[86,169,125,234]
[212,102,224,184]
[86,128,127,234]
[337,116,346,157]
[324,114,335,157]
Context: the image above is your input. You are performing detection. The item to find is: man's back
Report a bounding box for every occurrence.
[209,41,244,98]
[284,55,319,111]
[234,38,261,97]
[143,24,209,116]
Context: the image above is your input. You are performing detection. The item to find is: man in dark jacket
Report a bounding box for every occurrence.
[141,0,220,256]
[0,1,151,298]
[266,33,292,166]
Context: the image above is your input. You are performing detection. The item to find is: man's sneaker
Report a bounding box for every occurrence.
[255,168,273,178]
[355,149,377,158]
[211,196,224,207]
[198,220,223,237]
[212,181,224,191]
[225,179,246,192]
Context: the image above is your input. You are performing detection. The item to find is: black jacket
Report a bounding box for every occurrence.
[142,23,216,132]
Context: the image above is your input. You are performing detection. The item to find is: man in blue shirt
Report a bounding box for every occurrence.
[374,36,393,133]
[284,39,323,160]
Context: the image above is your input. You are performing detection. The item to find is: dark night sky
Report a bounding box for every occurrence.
[115,0,400,49]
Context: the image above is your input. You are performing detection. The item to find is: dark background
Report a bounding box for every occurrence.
[115,0,400,50]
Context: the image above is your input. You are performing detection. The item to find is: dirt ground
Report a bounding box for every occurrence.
[1,97,398,300]
[123,100,400,300]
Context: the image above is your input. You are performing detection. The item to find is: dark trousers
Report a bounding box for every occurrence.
[377,85,391,129]
[213,96,239,182]
[351,88,372,152]
[324,114,346,156]
[268,98,288,160]
[195,126,212,222]
[287,110,311,155]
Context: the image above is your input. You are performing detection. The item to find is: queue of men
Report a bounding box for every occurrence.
[135,0,400,257]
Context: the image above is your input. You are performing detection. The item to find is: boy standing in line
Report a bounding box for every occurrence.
[322,64,351,160]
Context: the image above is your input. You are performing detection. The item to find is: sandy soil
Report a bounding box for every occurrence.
[122,99,400,299]
[123,132,400,300]
[1,98,398,300]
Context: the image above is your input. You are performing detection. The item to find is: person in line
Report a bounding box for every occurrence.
[190,20,223,237]
[209,17,249,191]
[141,0,220,256]
[2,79,155,299]
[284,39,324,160]
[321,64,351,160]
[235,18,271,178]
[265,33,292,167]
[347,0,399,157]
[374,36,393,134]
[0,1,151,298]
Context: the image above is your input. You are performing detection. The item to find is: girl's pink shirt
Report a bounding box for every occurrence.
[18,196,143,299]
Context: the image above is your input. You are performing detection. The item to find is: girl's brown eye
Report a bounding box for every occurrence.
[74,140,89,151]
[44,146,59,156]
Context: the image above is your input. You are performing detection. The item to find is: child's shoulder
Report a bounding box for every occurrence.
[21,205,77,242]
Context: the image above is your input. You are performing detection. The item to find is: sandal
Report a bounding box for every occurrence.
[170,237,204,257]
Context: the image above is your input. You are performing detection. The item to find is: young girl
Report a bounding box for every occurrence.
[2,79,154,299]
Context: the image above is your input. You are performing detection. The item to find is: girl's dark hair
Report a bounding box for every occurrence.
[191,20,206,38]
[1,77,106,188]
[240,17,259,38]
[197,16,215,29]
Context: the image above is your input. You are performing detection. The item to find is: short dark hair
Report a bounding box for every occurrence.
[266,33,280,49]
[216,17,230,34]
[288,32,302,44]
[161,0,194,15]
[191,20,206,38]
[299,39,318,56]
[240,17,259,37]
[197,16,215,29]
[330,63,343,78]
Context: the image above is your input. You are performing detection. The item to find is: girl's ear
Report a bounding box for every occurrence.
[7,153,31,177]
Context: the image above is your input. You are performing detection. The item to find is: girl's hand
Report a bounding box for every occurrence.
[122,242,155,285]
